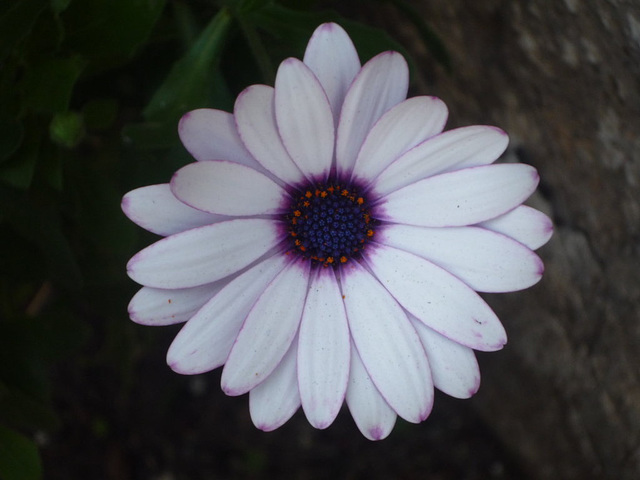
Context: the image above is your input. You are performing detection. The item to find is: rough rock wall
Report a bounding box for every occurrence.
[374,1,640,478]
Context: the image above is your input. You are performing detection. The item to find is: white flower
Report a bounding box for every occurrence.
[122,23,552,440]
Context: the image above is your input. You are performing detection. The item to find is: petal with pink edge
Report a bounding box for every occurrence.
[346,343,397,441]
[275,58,334,180]
[128,283,223,326]
[303,22,360,125]
[122,184,223,236]
[378,224,543,293]
[410,316,481,399]
[127,219,280,289]
[352,96,448,183]
[298,268,350,429]
[221,260,310,396]
[166,255,287,375]
[234,85,304,185]
[336,52,409,176]
[250,340,301,431]
[365,245,507,351]
[378,163,539,227]
[171,160,286,216]
[478,205,553,250]
[341,261,433,423]
[373,126,509,197]
[178,109,258,168]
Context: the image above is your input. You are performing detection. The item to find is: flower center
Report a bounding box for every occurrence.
[285,182,376,267]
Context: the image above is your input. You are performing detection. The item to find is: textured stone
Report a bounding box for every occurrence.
[371,1,640,478]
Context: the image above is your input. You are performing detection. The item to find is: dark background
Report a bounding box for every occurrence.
[2,1,638,479]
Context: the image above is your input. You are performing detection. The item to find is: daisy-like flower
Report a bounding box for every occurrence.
[122,23,552,440]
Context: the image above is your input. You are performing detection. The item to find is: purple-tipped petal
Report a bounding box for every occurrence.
[346,343,397,441]
[341,261,433,423]
[365,245,507,352]
[352,96,448,183]
[303,22,360,125]
[166,255,287,375]
[374,126,509,197]
[178,109,258,168]
[171,160,286,216]
[126,219,280,289]
[298,268,350,429]
[275,58,335,180]
[378,224,544,293]
[221,260,310,396]
[378,163,539,227]
[234,85,305,185]
[128,283,222,326]
[410,316,481,399]
[478,205,554,250]
[250,340,301,431]
[121,184,222,236]
[336,51,409,176]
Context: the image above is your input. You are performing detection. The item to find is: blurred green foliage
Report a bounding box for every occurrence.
[0,0,447,477]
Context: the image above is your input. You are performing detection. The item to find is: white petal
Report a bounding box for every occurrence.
[351,96,448,183]
[373,126,509,197]
[122,184,222,236]
[346,343,397,441]
[410,316,481,399]
[127,219,280,289]
[178,109,258,168]
[341,261,433,423]
[171,161,286,216]
[128,283,222,326]
[378,163,539,227]
[378,224,544,292]
[234,85,304,185]
[221,260,310,396]
[303,22,360,125]
[298,268,350,429]
[336,52,409,176]
[478,205,553,250]
[166,255,288,374]
[250,340,301,431]
[275,58,334,180]
[365,245,506,351]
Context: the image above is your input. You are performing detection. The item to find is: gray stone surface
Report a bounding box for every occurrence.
[373,1,640,478]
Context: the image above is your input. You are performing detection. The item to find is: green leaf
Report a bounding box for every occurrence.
[0,425,42,480]
[0,0,48,61]
[50,0,71,15]
[0,113,24,162]
[22,55,86,114]
[49,111,84,148]
[61,0,166,67]
[0,122,42,190]
[143,8,233,122]
[6,200,83,290]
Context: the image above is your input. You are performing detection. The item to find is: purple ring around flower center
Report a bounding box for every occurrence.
[283,178,378,267]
